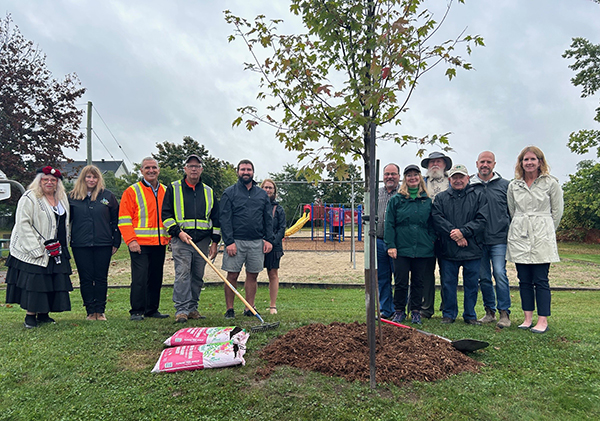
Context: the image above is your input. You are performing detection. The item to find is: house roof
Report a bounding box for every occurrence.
[59,160,129,178]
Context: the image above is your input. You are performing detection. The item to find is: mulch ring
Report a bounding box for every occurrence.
[256,321,483,386]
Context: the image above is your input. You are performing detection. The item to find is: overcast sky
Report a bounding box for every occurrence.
[4,0,600,184]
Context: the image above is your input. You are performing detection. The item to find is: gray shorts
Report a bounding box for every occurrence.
[221,239,265,273]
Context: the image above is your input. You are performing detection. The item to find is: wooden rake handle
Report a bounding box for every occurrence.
[188,240,265,323]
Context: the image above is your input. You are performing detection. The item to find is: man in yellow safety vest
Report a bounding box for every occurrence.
[162,154,221,323]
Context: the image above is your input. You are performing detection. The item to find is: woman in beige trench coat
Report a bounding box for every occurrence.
[506,146,563,334]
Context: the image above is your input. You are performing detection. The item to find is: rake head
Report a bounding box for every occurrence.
[251,321,281,333]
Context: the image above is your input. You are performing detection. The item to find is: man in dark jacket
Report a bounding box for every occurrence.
[432,164,488,324]
[162,154,221,323]
[220,159,274,319]
[470,151,512,328]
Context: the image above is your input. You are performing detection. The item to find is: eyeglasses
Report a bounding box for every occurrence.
[186,165,202,169]
[384,172,399,177]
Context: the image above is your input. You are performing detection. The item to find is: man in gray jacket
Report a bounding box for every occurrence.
[470,151,512,328]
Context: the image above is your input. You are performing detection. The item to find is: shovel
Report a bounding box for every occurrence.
[189,241,280,333]
[379,317,489,353]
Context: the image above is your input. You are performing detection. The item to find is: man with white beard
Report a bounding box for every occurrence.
[420,151,452,319]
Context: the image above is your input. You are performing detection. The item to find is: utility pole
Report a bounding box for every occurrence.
[86,101,92,165]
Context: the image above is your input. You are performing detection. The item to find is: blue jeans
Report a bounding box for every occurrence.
[479,244,511,313]
[441,258,481,321]
[377,238,395,318]
[516,263,551,317]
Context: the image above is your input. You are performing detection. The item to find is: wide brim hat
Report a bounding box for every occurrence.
[420,151,453,170]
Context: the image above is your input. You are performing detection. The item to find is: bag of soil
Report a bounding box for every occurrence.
[163,326,248,347]
[151,340,246,373]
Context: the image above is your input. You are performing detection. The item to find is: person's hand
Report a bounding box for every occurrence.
[457,238,468,247]
[449,229,464,242]
[178,231,192,244]
[112,246,118,255]
[263,240,273,254]
[208,242,218,260]
[128,240,141,254]
[226,243,237,257]
[387,248,397,259]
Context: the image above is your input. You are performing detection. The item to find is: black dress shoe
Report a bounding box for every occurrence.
[130,314,144,321]
[36,313,56,324]
[441,317,455,324]
[146,312,169,319]
[531,326,548,334]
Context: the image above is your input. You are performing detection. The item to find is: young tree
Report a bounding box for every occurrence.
[152,136,236,197]
[0,14,86,185]
[226,1,482,385]
[563,37,600,157]
[225,0,482,183]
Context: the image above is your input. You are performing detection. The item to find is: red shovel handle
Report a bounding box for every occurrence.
[380,317,411,330]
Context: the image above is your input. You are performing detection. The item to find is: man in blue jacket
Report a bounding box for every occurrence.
[220,160,274,319]
[470,151,512,328]
[432,164,488,325]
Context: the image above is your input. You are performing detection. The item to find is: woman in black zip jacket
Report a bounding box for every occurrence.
[69,165,121,320]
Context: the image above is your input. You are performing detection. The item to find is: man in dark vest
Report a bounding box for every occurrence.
[162,154,221,323]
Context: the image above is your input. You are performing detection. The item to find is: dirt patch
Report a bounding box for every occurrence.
[117,350,156,371]
[257,321,482,386]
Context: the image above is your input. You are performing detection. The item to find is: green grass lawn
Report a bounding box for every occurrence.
[1,286,599,420]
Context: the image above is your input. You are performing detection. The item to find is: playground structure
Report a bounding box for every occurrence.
[285,203,363,242]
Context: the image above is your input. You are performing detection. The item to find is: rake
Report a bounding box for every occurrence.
[189,241,280,333]
[379,317,489,353]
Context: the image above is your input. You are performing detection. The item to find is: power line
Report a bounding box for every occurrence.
[92,105,134,168]
[92,129,116,160]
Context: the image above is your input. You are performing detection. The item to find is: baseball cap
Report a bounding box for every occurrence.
[448,164,469,177]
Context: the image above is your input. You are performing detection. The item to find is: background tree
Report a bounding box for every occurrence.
[269,164,318,225]
[559,160,600,237]
[0,14,86,185]
[152,136,236,197]
[563,37,600,157]
[318,164,364,205]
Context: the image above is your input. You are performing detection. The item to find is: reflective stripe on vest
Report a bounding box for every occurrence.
[131,182,168,238]
[168,180,214,231]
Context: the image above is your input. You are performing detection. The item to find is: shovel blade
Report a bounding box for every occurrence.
[451,338,489,353]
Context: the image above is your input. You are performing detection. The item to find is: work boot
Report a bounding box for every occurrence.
[497,310,511,328]
[478,307,496,324]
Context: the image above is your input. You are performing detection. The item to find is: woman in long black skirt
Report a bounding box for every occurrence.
[5,166,73,328]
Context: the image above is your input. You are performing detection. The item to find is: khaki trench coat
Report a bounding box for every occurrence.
[506,175,563,264]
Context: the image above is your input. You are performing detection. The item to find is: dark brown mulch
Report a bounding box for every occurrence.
[257,321,483,386]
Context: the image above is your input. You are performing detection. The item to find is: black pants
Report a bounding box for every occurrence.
[393,256,435,313]
[72,246,113,314]
[129,245,166,316]
[516,263,551,317]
